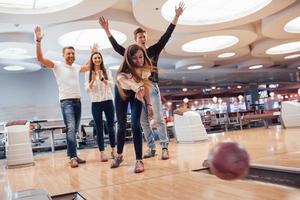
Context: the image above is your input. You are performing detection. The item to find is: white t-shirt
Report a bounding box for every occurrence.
[52,61,81,100]
[85,69,114,102]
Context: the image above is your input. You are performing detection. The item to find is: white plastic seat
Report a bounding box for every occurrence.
[174,111,207,143]
[281,101,300,128]
[5,120,34,168]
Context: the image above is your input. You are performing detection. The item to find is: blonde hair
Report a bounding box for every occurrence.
[117,44,153,99]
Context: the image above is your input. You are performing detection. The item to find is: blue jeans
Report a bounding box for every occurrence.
[91,100,116,151]
[140,83,168,150]
[115,86,143,160]
[60,99,81,159]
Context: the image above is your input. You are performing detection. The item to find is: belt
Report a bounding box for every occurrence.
[60,98,81,103]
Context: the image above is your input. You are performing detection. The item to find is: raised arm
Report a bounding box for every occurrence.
[34,26,54,68]
[99,16,125,56]
[80,43,98,73]
[172,1,185,25]
[148,1,185,54]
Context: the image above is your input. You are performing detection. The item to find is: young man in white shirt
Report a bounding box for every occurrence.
[34,26,89,168]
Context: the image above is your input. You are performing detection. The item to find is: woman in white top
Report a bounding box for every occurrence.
[85,51,116,162]
[111,44,153,173]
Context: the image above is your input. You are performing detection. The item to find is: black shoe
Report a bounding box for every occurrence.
[111,156,123,168]
[143,149,156,159]
[76,157,86,164]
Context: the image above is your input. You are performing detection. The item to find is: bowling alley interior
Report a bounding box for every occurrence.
[1,0,300,199]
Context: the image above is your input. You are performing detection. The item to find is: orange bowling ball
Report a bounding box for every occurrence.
[208,142,250,180]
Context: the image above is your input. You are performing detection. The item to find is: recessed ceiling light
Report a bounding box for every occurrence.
[284,54,300,59]
[266,41,300,55]
[182,35,239,53]
[108,65,120,70]
[0,0,82,14]
[298,66,300,69]
[58,29,127,50]
[182,88,188,92]
[284,16,300,33]
[161,0,272,25]
[237,85,242,89]
[187,65,203,70]
[218,52,236,58]
[249,64,263,70]
[0,47,32,59]
[183,98,189,103]
[4,65,24,71]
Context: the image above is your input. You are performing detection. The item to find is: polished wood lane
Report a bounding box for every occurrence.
[1,126,300,199]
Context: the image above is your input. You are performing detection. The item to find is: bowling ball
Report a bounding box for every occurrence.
[208,142,250,180]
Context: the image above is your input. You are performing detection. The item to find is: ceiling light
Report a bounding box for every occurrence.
[284,54,300,59]
[4,65,24,71]
[249,64,263,70]
[0,47,32,59]
[161,0,272,25]
[212,96,218,103]
[298,66,300,69]
[237,85,242,89]
[58,29,127,50]
[284,16,300,33]
[187,65,203,70]
[211,86,216,90]
[183,98,189,103]
[218,52,236,58]
[109,65,120,70]
[0,0,82,14]
[266,41,300,55]
[182,88,188,92]
[182,36,239,53]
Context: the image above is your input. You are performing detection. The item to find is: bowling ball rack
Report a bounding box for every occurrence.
[194,164,300,189]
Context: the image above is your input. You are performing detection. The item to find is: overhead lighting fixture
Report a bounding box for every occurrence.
[269,84,278,89]
[284,54,300,59]
[298,66,300,69]
[108,65,120,70]
[237,85,242,89]
[182,88,188,92]
[249,64,263,70]
[183,98,189,103]
[0,47,32,59]
[211,86,216,90]
[58,29,127,50]
[284,16,300,33]
[212,96,218,103]
[182,35,239,53]
[217,52,236,58]
[161,0,272,25]
[0,0,82,14]
[266,41,300,55]
[4,65,24,71]
[187,65,203,70]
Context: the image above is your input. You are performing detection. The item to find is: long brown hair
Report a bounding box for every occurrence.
[88,52,108,82]
[117,44,153,99]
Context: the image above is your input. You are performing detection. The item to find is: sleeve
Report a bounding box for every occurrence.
[85,72,91,92]
[109,35,126,56]
[147,23,176,55]
[117,73,144,92]
[106,70,115,88]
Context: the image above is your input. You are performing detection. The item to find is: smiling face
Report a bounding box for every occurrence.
[63,47,75,65]
[92,53,102,66]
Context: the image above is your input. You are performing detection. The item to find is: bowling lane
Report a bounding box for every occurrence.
[80,172,300,200]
